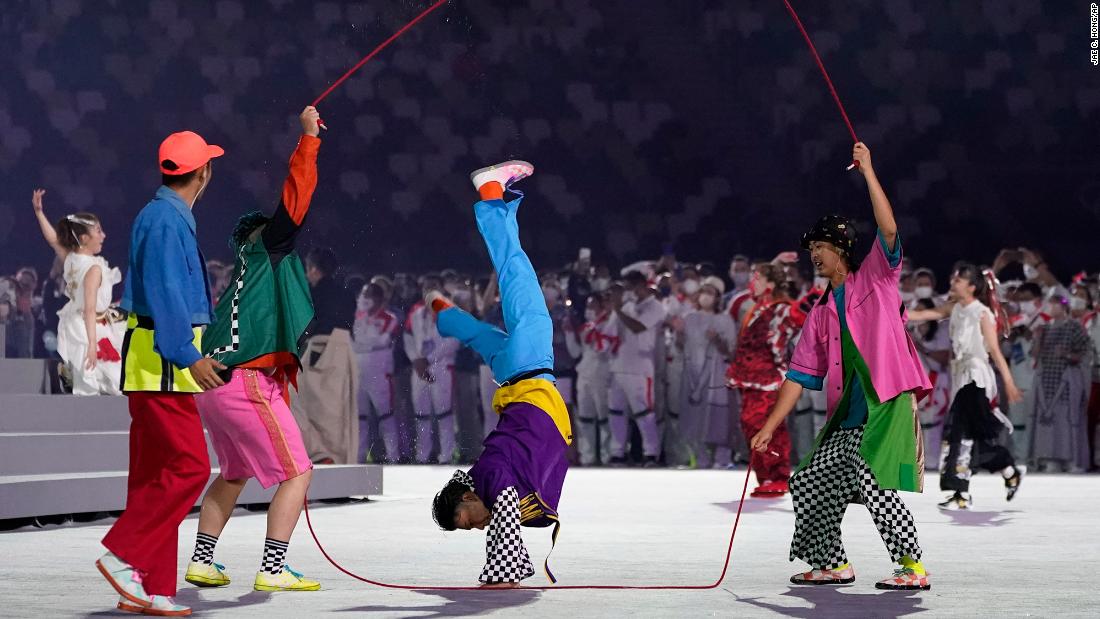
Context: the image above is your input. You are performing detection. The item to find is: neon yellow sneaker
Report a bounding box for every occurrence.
[253,565,321,591]
[185,561,231,587]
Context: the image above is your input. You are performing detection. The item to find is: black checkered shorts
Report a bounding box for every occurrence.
[479,486,536,584]
[789,427,921,570]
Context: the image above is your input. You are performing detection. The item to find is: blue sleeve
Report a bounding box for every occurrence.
[786,368,824,391]
[877,230,902,268]
[141,222,202,369]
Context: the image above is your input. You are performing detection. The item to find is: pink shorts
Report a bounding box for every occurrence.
[195,369,313,489]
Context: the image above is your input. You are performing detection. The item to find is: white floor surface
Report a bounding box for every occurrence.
[2,466,1097,618]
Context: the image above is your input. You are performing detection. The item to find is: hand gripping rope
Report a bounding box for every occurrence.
[303,452,760,591]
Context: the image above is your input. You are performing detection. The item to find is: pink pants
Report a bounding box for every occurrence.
[195,370,312,489]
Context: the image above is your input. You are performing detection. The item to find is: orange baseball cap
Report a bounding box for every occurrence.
[158,131,225,175]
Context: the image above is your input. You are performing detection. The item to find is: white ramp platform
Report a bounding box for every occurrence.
[2,466,1097,618]
[0,392,381,521]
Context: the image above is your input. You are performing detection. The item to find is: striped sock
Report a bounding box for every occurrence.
[191,532,218,565]
[260,538,289,575]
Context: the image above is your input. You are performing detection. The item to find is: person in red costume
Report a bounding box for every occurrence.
[728,262,803,497]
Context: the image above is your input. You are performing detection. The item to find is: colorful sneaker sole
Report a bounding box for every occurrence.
[876,581,932,591]
[117,600,192,617]
[790,576,855,586]
[117,600,145,614]
[184,574,230,587]
[253,582,322,592]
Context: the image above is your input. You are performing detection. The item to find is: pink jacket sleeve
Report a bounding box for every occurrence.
[861,232,903,287]
[789,307,827,379]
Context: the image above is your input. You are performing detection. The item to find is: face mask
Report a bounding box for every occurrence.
[681,279,701,295]
[658,284,672,297]
[915,286,934,300]
[731,271,751,288]
[813,277,829,290]
[584,309,598,322]
[454,290,472,305]
[356,297,373,312]
[543,287,562,305]
[1018,300,1039,317]
[1070,297,1088,311]
[592,277,610,292]
[1023,264,1039,280]
[697,293,716,309]
[559,276,570,291]
[900,291,916,304]
[623,291,637,305]
[443,282,459,295]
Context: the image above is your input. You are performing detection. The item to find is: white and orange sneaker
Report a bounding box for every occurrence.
[95,552,151,609]
[425,290,454,314]
[117,594,191,616]
[470,160,534,192]
[790,564,855,586]
[875,567,932,591]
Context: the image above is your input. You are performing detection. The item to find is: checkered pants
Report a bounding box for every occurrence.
[479,486,535,584]
[789,427,922,570]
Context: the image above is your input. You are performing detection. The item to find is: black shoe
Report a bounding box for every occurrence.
[608,457,627,468]
[643,456,659,468]
[1005,465,1026,501]
[937,491,970,510]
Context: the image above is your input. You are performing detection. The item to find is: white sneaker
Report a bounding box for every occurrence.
[424,290,453,314]
[117,594,190,616]
[96,552,151,609]
[470,160,534,192]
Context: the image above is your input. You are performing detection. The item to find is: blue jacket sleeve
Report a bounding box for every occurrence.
[141,222,202,369]
[786,368,824,391]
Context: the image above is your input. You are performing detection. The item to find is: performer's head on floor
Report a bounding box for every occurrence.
[433,472,491,531]
[801,214,862,282]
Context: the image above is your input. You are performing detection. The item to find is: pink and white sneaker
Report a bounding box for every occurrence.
[875,567,932,591]
[470,160,534,191]
[790,565,855,585]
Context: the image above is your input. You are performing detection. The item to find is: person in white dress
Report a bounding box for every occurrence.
[31,189,124,395]
[909,264,1024,510]
[679,276,737,468]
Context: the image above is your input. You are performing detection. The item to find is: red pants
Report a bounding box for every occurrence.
[740,389,791,483]
[102,393,210,596]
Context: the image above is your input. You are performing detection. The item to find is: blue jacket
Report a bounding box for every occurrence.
[120,186,214,369]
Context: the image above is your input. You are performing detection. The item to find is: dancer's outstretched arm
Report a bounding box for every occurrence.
[750,379,804,452]
[261,107,321,256]
[853,142,897,250]
[31,189,68,259]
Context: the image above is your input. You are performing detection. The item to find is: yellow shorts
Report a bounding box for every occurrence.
[492,378,572,445]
